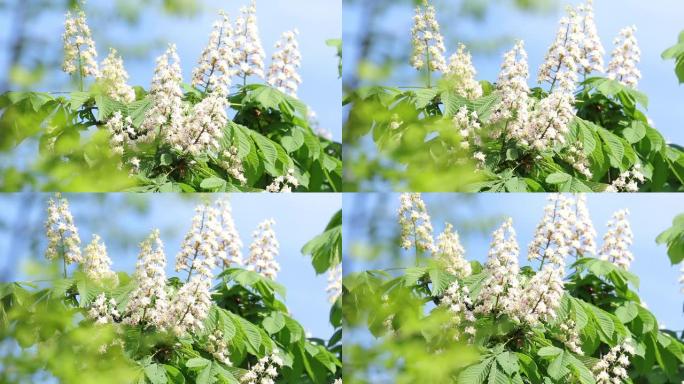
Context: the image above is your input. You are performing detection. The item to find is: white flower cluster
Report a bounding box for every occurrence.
[240,353,283,384]
[62,10,99,78]
[592,340,635,383]
[527,194,575,266]
[45,194,82,264]
[106,111,135,156]
[265,169,299,193]
[246,219,280,280]
[528,69,576,151]
[83,234,118,284]
[168,275,213,335]
[124,230,170,328]
[219,147,248,185]
[216,199,244,267]
[99,48,136,103]
[491,41,532,143]
[441,281,476,341]
[605,164,645,192]
[88,293,120,325]
[206,329,232,366]
[607,26,641,89]
[410,0,447,73]
[577,0,605,74]
[557,319,583,355]
[180,91,228,155]
[572,194,598,257]
[453,106,481,151]
[326,264,342,303]
[474,218,521,318]
[435,222,471,278]
[538,7,582,88]
[234,0,266,80]
[446,44,482,99]
[519,264,565,324]
[192,11,238,93]
[564,143,593,179]
[267,30,303,98]
[139,44,185,144]
[176,204,222,280]
[599,209,634,270]
[398,193,436,254]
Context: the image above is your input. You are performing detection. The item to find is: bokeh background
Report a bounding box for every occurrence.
[0,192,340,338]
[343,193,684,336]
[0,0,341,139]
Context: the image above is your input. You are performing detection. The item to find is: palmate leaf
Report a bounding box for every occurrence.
[301,210,341,274]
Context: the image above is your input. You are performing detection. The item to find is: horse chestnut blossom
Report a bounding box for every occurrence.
[176,204,222,281]
[192,10,238,92]
[265,169,299,193]
[572,194,597,257]
[216,199,244,268]
[139,44,185,145]
[124,230,170,328]
[453,106,482,151]
[592,340,635,383]
[527,194,576,267]
[519,264,565,324]
[246,219,280,280]
[178,90,228,155]
[240,353,283,384]
[440,281,476,341]
[607,26,641,89]
[410,0,447,75]
[45,194,82,265]
[219,147,248,186]
[445,43,482,99]
[267,29,303,98]
[528,70,576,151]
[326,264,342,303]
[578,0,605,74]
[168,276,213,335]
[537,7,582,88]
[557,319,583,355]
[83,234,118,284]
[62,10,99,79]
[105,111,135,156]
[98,48,135,103]
[605,164,645,192]
[435,223,471,279]
[599,209,634,270]
[398,193,436,254]
[88,293,120,325]
[234,0,266,81]
[474,218,521,318]
[490,41,532,143]
[206,330,232,366]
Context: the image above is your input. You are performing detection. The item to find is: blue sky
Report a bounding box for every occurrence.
[343,193,684,332]
[0,193,341,338]
[0,0,341,139]
[343,0,684,144]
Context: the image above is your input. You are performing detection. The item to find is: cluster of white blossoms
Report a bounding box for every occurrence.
[219,147,248,185]
[398,193,436,253]
[267,30,303,98]
[45,194,82,264]
[410,0,447,74]
[528,69,577,151]
[607,26,641,89]
[564,143,593,179]
[176,204,222,280]
[216,199,244,267]
[139,44,185,144]
[88,293,120,325]
[240,353,283,384]
[537,7,582,88]
[446,44,483,99]
[599,209,634,270]
[192,11,238,92]
[519,264,565,324]
[440,281,476,341]
[527,194,576,266]
[605,164,645,192]
[491,41,532,143]
[474,218,522,318]
[246,219,280,280]
[326,264,342,303]
[206,330,232,366]
[557,319,583,355]
[234,0,266,80]
[62,10,99,78]
[592,340,635,383]
[265,168,299,193]
[124,230,170,327]
[577,0,605,74]
[98,48,136,103]
[179,91,229,155]
[105,111,135,156]
[435,223,471,278]
[572,194,598,257]
[83,234,118,284]
[168,275,213,335]
[453,106,482,152]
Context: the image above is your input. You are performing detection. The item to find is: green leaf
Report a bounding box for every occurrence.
[622,121,646,144]
[145,364,168,384]
[597,128,625,169]
[199,177,226,191]
[546,172,572,184]
[250,131,277,166]
[186,357,211,368]
[262,312,286,335]
[615,302,639,324]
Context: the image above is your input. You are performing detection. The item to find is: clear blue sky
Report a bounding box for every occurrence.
[343,193,684,332]
[343,0,684,144]
[0,193,341,339]
[0,0,341,139]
